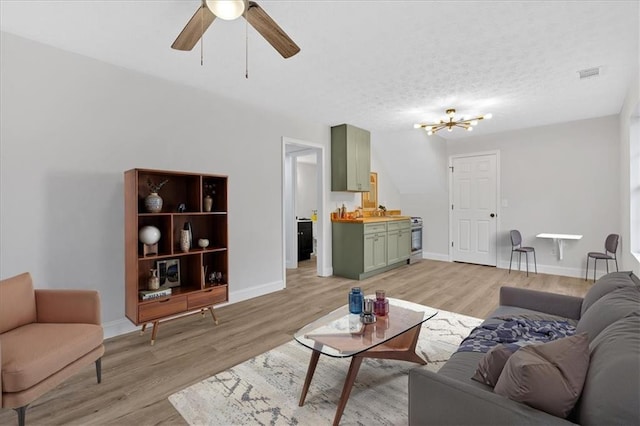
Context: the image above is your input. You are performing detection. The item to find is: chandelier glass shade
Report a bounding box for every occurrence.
[414,109,492,135]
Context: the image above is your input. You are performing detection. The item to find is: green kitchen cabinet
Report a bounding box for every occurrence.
[332,219,411,280]
[331,124,371,192]
[387,220,412,264]
[364,225,387,272]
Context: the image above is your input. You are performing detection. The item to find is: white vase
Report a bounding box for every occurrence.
[180,229,191,252]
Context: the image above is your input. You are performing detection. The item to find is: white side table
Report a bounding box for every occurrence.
[536,233,583,260]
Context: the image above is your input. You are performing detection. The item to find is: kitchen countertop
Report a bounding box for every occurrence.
[332,215,411,223]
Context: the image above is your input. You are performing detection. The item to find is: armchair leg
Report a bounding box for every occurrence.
[509,251,514,273]
[95,358,102,384]
[14,405,27,426]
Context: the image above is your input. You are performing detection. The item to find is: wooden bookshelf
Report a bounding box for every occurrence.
[124,168,228,344]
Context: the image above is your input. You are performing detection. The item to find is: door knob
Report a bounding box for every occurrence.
[490,213,495,218]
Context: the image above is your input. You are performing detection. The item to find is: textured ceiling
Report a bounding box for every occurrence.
[1,1,638,139]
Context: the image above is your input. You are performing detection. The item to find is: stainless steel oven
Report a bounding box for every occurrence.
[410,217,423,263]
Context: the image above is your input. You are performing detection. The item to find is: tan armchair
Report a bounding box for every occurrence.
[0,272,104,426]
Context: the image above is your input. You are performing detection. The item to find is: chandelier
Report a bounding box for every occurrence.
[414,109,492,135]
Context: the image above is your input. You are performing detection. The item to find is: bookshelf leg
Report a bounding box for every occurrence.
[140,323,148,335]
[150,321,159,345]
[208,307,219,325]
[200,308,206,318]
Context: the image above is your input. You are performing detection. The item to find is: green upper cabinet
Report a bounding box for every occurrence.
[331,124,371,192]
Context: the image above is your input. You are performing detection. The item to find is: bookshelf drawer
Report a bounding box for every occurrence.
[139,295,187,322]
[188,286,227,309]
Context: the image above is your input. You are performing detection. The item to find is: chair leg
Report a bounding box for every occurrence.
[95,358,102,384]
[14,405,27,426]
[525,252,529,277]
[533,250,537,274]
[593,259,597,282]
[585,256,589,281]
[518,252,522,271]
[509,250,514,273]
[606,259,609,273]
[615,256,619,272]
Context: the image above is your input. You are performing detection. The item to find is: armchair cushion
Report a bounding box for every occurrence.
[35,290,102,325]
[1,323,104,392]
[0,273,36,334]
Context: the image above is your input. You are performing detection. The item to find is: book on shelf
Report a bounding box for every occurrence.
[139,286,172,300]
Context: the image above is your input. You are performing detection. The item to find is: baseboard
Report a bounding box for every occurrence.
[422,252,450,262]
[103,280,285,340]
[229,280,285,304]
[319,265,333,277]
[496,261,584,278]
[103,318,139,340]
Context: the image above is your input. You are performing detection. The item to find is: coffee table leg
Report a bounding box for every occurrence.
[333,356,364,426]
[299,350,321,406]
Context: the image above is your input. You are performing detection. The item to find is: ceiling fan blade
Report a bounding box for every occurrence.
[245,1,300,58]
[171,5,216,51]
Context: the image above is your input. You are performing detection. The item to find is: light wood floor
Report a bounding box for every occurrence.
[0,259,590,426]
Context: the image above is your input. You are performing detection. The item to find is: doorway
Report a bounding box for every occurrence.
[449,151,500,266]
[282,137,326,281]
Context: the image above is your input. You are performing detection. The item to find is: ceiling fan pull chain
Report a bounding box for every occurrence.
[200,4,204,66]
[245,14,249,79]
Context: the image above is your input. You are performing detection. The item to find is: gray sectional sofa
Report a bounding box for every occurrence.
[409,271,640,425]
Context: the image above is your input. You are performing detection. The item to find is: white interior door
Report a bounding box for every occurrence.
[451,153,498,266]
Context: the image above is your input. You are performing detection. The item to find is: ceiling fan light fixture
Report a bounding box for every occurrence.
[206,0,247,20]
[470,119,479,126]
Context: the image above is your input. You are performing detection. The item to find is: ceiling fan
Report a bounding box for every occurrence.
[171,0,300,59]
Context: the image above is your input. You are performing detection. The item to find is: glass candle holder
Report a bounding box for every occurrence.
[374,290,389,316]
[349,287,363,314]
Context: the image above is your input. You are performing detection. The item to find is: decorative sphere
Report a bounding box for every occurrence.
[198,238,210,248]
[139,226,161,245]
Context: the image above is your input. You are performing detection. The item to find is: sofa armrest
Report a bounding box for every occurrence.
[35,290,101,325]
[499,287,583,320]
[408,368,576,425]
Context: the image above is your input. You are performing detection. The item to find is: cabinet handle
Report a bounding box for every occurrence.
[205,289,213,293]
[159,299,170,303]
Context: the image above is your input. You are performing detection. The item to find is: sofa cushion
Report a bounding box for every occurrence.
[472,344,516,386]
[494,333,590,418]
[576,286,640,340]
[0,272,37,334]
[581,271,637,317]
[574,313,640,425]
[0,322,104,392]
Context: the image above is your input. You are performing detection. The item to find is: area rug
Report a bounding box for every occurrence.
[169,309,482,425]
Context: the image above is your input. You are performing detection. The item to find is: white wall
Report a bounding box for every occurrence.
[374,116,625,275]
[295,159,317,219]
[618,72,640,275]
[447,116,621,277]
[371,130,450,260]
[0,32,329,337]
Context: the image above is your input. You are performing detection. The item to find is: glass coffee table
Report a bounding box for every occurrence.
[294,297,437,425]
